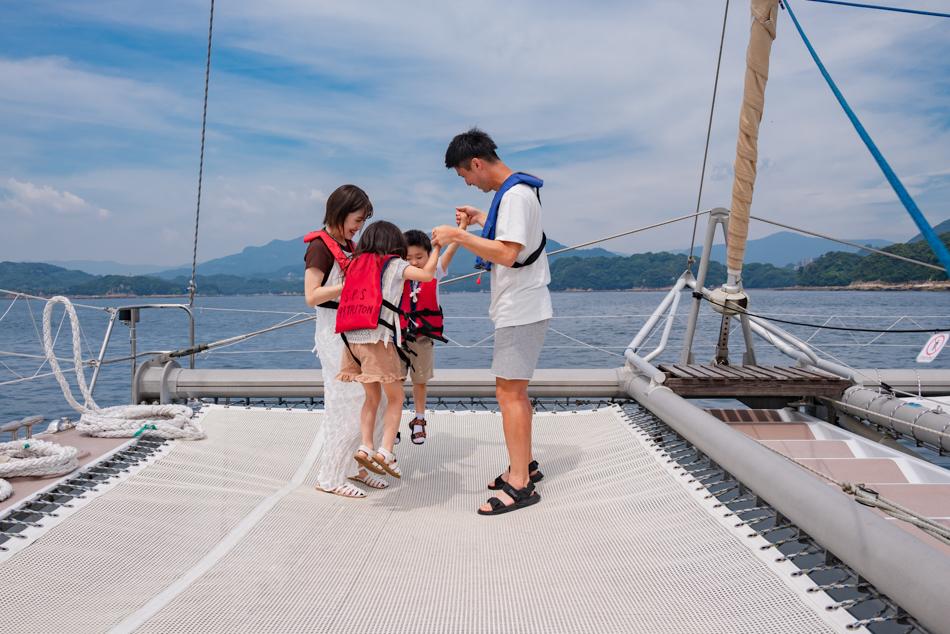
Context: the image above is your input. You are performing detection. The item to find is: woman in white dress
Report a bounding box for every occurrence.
[304,184,386,498]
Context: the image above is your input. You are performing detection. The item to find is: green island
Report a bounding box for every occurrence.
[3,232,948,297]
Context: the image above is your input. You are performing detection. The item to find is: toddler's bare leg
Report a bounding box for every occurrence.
[380,381,405,452]
[361,382,382,449]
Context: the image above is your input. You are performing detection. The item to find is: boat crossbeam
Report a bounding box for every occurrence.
[134,364,629,402]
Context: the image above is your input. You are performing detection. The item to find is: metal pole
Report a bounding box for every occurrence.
[739,313,757,365]
[644,285,683,363]
[681,208,729,363]
[628,276,687,354]
[88,309,119,396]
[129,315,137,404]
[181,305,196,369]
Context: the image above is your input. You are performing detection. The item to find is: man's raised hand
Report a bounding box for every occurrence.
[431,224,461,247]
[455,205,483,228]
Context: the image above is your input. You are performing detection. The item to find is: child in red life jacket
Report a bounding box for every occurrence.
[336,221,440,479]
[399,221,467,445]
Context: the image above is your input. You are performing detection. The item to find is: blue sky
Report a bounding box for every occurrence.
[1,0,948,266]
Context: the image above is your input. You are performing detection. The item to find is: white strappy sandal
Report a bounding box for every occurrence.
[354,444,386,475]
[316,482,366,498]
[373,447,402,478]
[349,470,389,489]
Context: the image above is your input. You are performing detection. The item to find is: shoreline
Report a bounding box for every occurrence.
[558,281,950,292]
[4,282,949,300]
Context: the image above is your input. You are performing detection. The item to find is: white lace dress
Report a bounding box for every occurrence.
[313,259,384,491]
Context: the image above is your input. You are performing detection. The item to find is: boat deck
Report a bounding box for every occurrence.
[0,428,133,514]
[0,405,853,633]
[706,408,950,551]
[658,364,853,398]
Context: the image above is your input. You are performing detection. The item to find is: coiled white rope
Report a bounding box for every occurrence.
[0,439,80,501]
[42,296,205,441]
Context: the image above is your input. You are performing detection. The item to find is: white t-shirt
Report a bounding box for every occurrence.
[489,183,553,328]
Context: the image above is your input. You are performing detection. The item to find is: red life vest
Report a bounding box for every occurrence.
[303,229,354,274]
[399,279,446,342]
[304,229,355,310]
[335,254,400,334]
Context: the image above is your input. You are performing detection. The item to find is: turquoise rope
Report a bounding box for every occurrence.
[783,0,950,278]
[806,0,950,19]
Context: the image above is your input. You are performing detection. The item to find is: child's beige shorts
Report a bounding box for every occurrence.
[404,336,434,384]
[337,340,405,384]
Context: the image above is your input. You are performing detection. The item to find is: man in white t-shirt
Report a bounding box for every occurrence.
[432,127,552,516]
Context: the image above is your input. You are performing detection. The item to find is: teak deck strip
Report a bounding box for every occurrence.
[717,365,764,380]
[697,365,741,380]
[670,364,712,380]
[657,363,853,398]
[746,366,791,380]
[769,366,819,380]
[760,366,809,380]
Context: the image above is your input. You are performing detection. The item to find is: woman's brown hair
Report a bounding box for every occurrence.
[323,184,373,230]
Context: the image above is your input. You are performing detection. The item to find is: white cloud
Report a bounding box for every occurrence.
[0,178,110,219]
[1,0,948,263]
[0,57,189,134]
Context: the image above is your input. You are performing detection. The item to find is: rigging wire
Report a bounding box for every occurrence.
[804,0,950,19]
[439,210,712,287]
[750,215,946,272]
[699,294,949,333]
[187,0,216,307]
[781,0,950,278]
[687,0,730,270]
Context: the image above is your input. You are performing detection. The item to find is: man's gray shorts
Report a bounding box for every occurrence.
[491,319,549,380]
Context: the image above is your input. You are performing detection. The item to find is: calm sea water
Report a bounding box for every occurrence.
[2,290,949,426]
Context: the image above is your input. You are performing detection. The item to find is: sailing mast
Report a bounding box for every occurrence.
[725,0,778,285]
[711,0,779,364]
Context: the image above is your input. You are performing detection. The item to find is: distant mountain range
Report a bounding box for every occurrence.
[4,228,948,297]
[2,235,620,296]
[152,234,619,282]
[43,227,912,279]
[46,260,169,276]
[677,231,892,267]
[6,218,947,297]
[908,218,950,243]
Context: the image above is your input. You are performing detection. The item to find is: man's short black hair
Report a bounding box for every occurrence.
[404,229,432,253]
[445,127,500,169]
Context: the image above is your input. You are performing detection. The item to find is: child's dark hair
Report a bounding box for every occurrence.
[404,229,432,254]
[445,127,500,169]
[356,221,408,259]
[324,184,373,230]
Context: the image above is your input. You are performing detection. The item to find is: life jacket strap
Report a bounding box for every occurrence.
[408,313,448,343]
[341,327,414,372]
[511,232,547,269]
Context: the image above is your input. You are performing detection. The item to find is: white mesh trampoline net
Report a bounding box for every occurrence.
[0,405,844,633]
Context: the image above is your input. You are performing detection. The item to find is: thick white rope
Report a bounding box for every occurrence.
[42,296,205,441]
[0,439,79,478]
[0,438,80,502]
